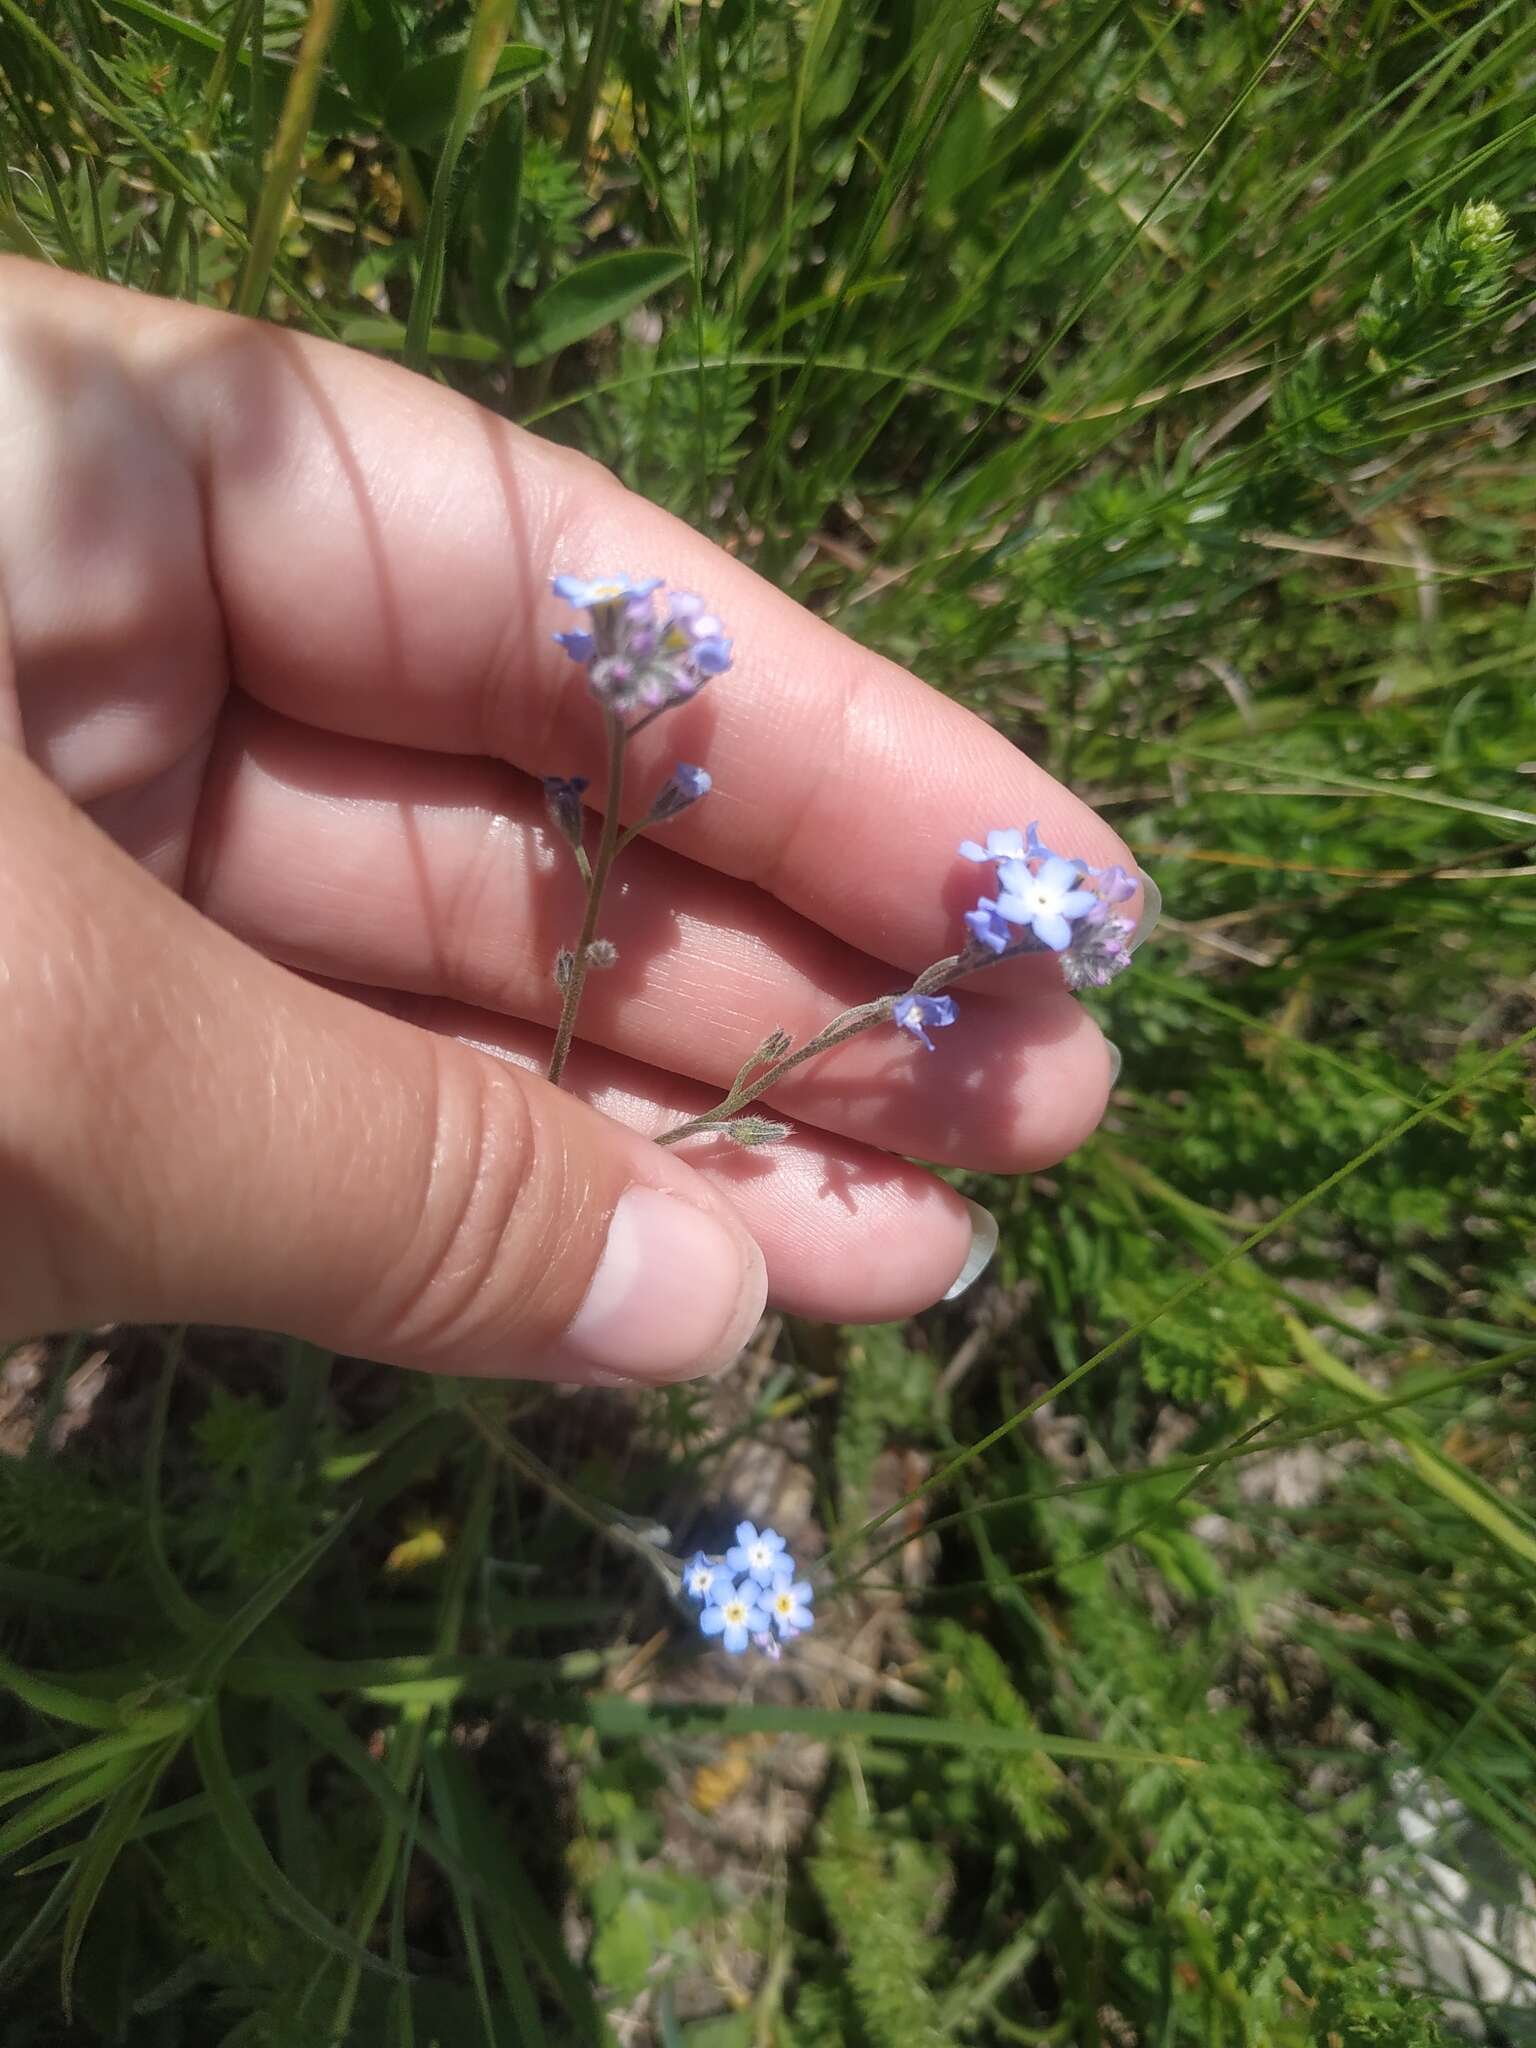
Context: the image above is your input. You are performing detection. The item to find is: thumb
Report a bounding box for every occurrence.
[0,752,766,1384]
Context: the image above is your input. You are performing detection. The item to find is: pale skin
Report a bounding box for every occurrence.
[0,257,1144,1387]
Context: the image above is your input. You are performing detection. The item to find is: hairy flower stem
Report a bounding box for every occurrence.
[655,938,1047,1147]
[547,710,627,1087]
[465,1401,681,1596]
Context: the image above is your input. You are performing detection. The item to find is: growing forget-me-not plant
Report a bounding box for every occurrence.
[541,573,1145,1653]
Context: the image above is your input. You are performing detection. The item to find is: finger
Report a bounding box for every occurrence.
[0,747,766,1386]
[0,261,1147,977]
[192,701,1115,1173]
[327,984,993,1324]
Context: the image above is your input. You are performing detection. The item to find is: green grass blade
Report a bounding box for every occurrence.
[234,0,345,317]
[188,1702,400,1981]
[402,0,519,372]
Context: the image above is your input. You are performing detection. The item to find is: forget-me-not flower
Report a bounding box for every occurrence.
[963,898,1017,955]
[766,1575,814,1639]
[726,1521,788,1586]
[994,855,1098,952]
[551,573,663,611]
[552,575,733,719]
[959,827,1028,865]
[660,593,733,678]
[893,992,958,1050]
[1087,862,1137,913]
[553,629,596,664]
[700,1579,766,1654]
[683,1551,721,1603]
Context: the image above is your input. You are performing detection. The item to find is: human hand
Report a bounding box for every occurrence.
[0,259,1146,1386]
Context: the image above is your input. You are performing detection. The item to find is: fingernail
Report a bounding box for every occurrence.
[563,1187,767,1383]
[1130,871,1161,953]
[1105,1039,1123,1089]
[942,1198,998,1301]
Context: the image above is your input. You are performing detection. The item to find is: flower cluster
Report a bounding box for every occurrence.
[880,824,1140,1057]
[552,574,732,721]
[684,1521,814,1658]
[959,822,1138,991]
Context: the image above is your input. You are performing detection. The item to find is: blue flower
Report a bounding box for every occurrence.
[699,1578,766,1654]
[765,1575,814,1639]
[553,629,595,664]
[958,827,1027,865]
[959,822,1061,867]
[1087,862,1137,913]
[892,991,958,1051]
[683,1551,721,1603]
[551,574,733,719]
[725,1521,787,1586]
[690,635,733,677]
[552,573,662,610]
[994,855,1098,953]
[963,898,1016,955]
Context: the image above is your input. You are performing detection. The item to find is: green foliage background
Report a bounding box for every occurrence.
[2,0,1534,2040]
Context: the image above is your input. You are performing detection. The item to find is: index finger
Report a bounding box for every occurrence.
[24,262,1143,974]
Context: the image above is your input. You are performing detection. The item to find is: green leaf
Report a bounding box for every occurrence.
[511,250,690,366]
[22,1767,280,1875]
[184,1503,358,1689]
[424,1742,601,2029]
[142,1331,206,1639]
[383,41,546,148]
[0,1657,128,1732]
[541,1695,1198,1769]
[470,97,524,340]
[60,1745,174,2017]
[339,315,505,362]
[0,1756,140,1863]
[329,0,407,121]
[188,1704,399,1981]
[0,1719,197,1815]
[223,1650,553,1705]
[424,1743,545,2047]
[96,0,359,132]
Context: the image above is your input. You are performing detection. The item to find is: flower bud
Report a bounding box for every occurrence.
[542,775,589,852]
[645,762,712,827]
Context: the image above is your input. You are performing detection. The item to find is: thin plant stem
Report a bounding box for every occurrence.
[404,0,516,372]
[654,940,1046,1146]
[465,1402,680,1597]
[546,710,627,1085]
[563,0,621,170]
[234,0,344,318]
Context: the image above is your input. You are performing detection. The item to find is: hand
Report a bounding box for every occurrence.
[0,260,1142,1385]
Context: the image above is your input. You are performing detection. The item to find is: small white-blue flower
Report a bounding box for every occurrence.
[552,573,662,610]
[994,854,1098,953]
[726,1522,788,1587]
[699,1578,766,1654]
[766,1575,814,1638]
[958,827,1027,865]
[683,1551,720,1603]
